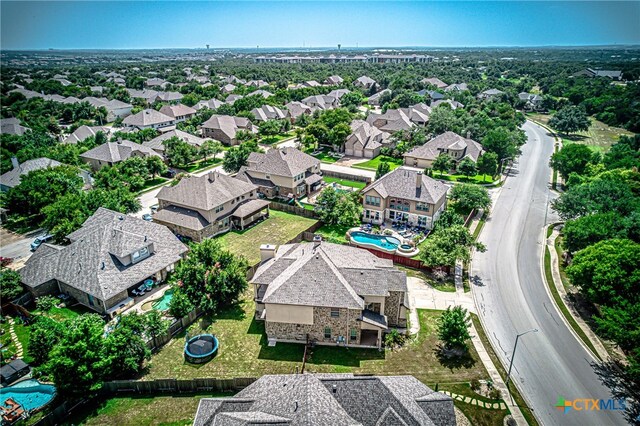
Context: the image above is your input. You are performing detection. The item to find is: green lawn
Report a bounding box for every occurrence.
[183,157,223,173]
[259,132,295,146]
[397,266,457,293]
[323,176,367,190]
[351,155,403,171]
[145,303,489,386]
[434,173,495,184]
[528,113,634,153]
[441,383,509,426]
[315,223,352,244]
[141,177,169,191]
[216,210,318,265]
[306,148,339,164]
[64,393,233,426]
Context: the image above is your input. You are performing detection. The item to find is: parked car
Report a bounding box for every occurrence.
[142,214,153,221]
[30,234,53,251]
[150,205,159,213]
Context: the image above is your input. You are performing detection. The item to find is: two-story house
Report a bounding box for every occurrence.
[122,108,176,130]
[236,147,323,199]
[252,239,408,349]
[80,139,162,171]
[361,167,448,229]
[153,172,269,241]
[200,114,257,146]
[159,103,197,123]
[344,120,391,158]
[403,131,484,169]
[19,208,188,317]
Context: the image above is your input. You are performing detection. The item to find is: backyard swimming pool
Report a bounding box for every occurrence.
[350,231,401,252]
[152,289,174,312]
[1,379,56,412]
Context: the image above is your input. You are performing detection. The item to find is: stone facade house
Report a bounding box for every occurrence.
[194,374,455,426]
[122,108,176,130]
[200,114,257,146]
[19,208,188,317]
[153,172,269,241]
[344,119,391,158]
[0,157,91,191]
[403,131,484,169]
[252,240,409,349]
[361,167,448,229]
[251,105,287,122]
[366,103,430,132]
[354,75,377,89]
[236,147,323,199]
[159,103,197,122]
[80,139,162,171]
[142,129,208,156]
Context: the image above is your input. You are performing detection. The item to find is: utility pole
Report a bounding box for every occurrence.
[506,328,539,387]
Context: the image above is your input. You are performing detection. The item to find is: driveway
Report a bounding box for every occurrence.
[0,228,41,268]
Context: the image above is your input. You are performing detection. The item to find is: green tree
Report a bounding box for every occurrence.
[566,239,640,306]
[449,184,491,214]
[0,269,23,300]
[437,306,472,351]
[36,295,58,312]
[173,239,248,314]
[168,288,194,319]
[420,225,486,267]
[427,104,458,135]
[432,153,453,177]
[200,139,222,162]
[146,155,168,178]
[328,122,352,150]
[550,144,599,181]
[549,106,591,135]
[102,313,151,379]
[28,316,63,365]
[222,141,261,173]
[481,127,523,172]
[476,152,498,181]
[375,161,391,179]
[562,212,632,253]
[258,120,283,137]
[145,310,170,339]
[314,186,362,226]
[163,137,199,168]
[457,158,478,180]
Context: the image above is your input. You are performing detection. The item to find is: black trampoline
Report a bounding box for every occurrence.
[184,334,219,364]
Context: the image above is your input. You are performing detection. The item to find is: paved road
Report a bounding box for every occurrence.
[471,121,625,425]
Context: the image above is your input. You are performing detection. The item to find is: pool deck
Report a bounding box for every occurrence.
[130,284,172,315]
[347,227,420,257]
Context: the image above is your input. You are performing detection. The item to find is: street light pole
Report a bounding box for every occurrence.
[506,328,539,387]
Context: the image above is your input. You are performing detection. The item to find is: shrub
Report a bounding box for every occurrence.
[470,378,481,392]
[36,295,58,312]
[384,329,407,350]
[488,388,502,400]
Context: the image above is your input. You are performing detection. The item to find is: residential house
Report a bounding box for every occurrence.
[417,89,445,101]
[80,139,161,171]
[421,77,448,89]
[254,240,408,348]
[403,131,484,169]
[63,125,108,144]
[154,172,269,241]
[572,68,623,80]
[52,77,72,87]
[302,80,322,88]
[431,99,464,110]
[284,101,314,121]
[367,88,391,106]
[222,75,246,85]
[444,83,468,92]
[478,88,505,100]
[122,109,176,131]
[246,79,269,88]
[354,75,377,90]
[142,130,208,156]
[159,103,197,123]
[236,147,323,199]
[20,208,188,317]
[251,105,287,122]
[344,120,391,158]
[301,94,339,110]
[221,83,236,94]
[194,98,224,111]
[328,88,351,102]
[194,374,455,426]
[0,117,30,135]
[361,167,448,229]
[201,114,257,146]
[153,91,183,104]
[225,94,243,105]
[0,157,90,191]
[145,77,168,89]
[82,97,133,121]
[518,92,544,111]
[366,103,430,133]
[248,89,274,99]
[325,75,344,85]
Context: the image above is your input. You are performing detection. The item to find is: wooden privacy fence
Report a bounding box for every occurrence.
[353,244,451,275]
[101,377,257,395]
[269,201,317,218]
[146,306,204,351]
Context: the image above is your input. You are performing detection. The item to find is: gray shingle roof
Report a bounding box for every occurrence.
[231,199,270,218]
[153,205,210,230]
[20,208,188,301]
[80,140,161,163]
[157,172,257,212]
[0,117,30,135]
[404,131,484,163]
[422,77,448,89]
[201,115,256,139]
[122,109,174,127]
[245,147,319,178]
[364,167,448,204]
[159,103,196,119]
[194,374,454,426]
[251,105,287,121]
[252,242,406,309]
[347,120,390,151]
[63,125,108,144]
[0,157,63,189]
[143,130,207,153]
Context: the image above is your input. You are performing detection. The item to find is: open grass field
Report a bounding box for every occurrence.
[351,155,403,171]
[323,176,367,189]
[315,223,351,244]
[528,113,634,153]
[144,301,489,386]
[216,210,317,265]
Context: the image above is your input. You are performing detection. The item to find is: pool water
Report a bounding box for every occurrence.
[350,231,401,251]
[152,289,174,311]
[1,379,56,412]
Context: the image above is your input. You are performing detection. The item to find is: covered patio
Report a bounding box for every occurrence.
[231,199,270,230]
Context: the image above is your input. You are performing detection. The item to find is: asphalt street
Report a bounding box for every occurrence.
[471,121,625,425]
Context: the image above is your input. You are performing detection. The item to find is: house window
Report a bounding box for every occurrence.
[88,294,95,307]
[364,210,371,219]
[365,195,381,207]
[324,327,332,339]
[132,246,150,263]
[418,216,428,227]
[215,205,224,213]
[416,202,430,212]
[330,308,340,318]
[350,328,357,341]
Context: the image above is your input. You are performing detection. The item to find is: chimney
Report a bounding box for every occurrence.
[313,234,322,249]
[466,131,471,139]
[117,137,122,144]
[260,244,277,262]
[10,157,19,170]
[416,171,423,189]
[208,171,216,183]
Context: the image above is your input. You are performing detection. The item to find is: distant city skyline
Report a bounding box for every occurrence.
[1,1,639,50]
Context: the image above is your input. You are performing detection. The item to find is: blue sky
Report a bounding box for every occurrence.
[1,1,639,50]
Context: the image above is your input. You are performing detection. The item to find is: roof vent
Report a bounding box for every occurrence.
[294,401,298,412]
[118,215,124,220]
[144,235,147,242]
[332,384,337,394]
[101,261,105,270]
[313,234,322,249]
